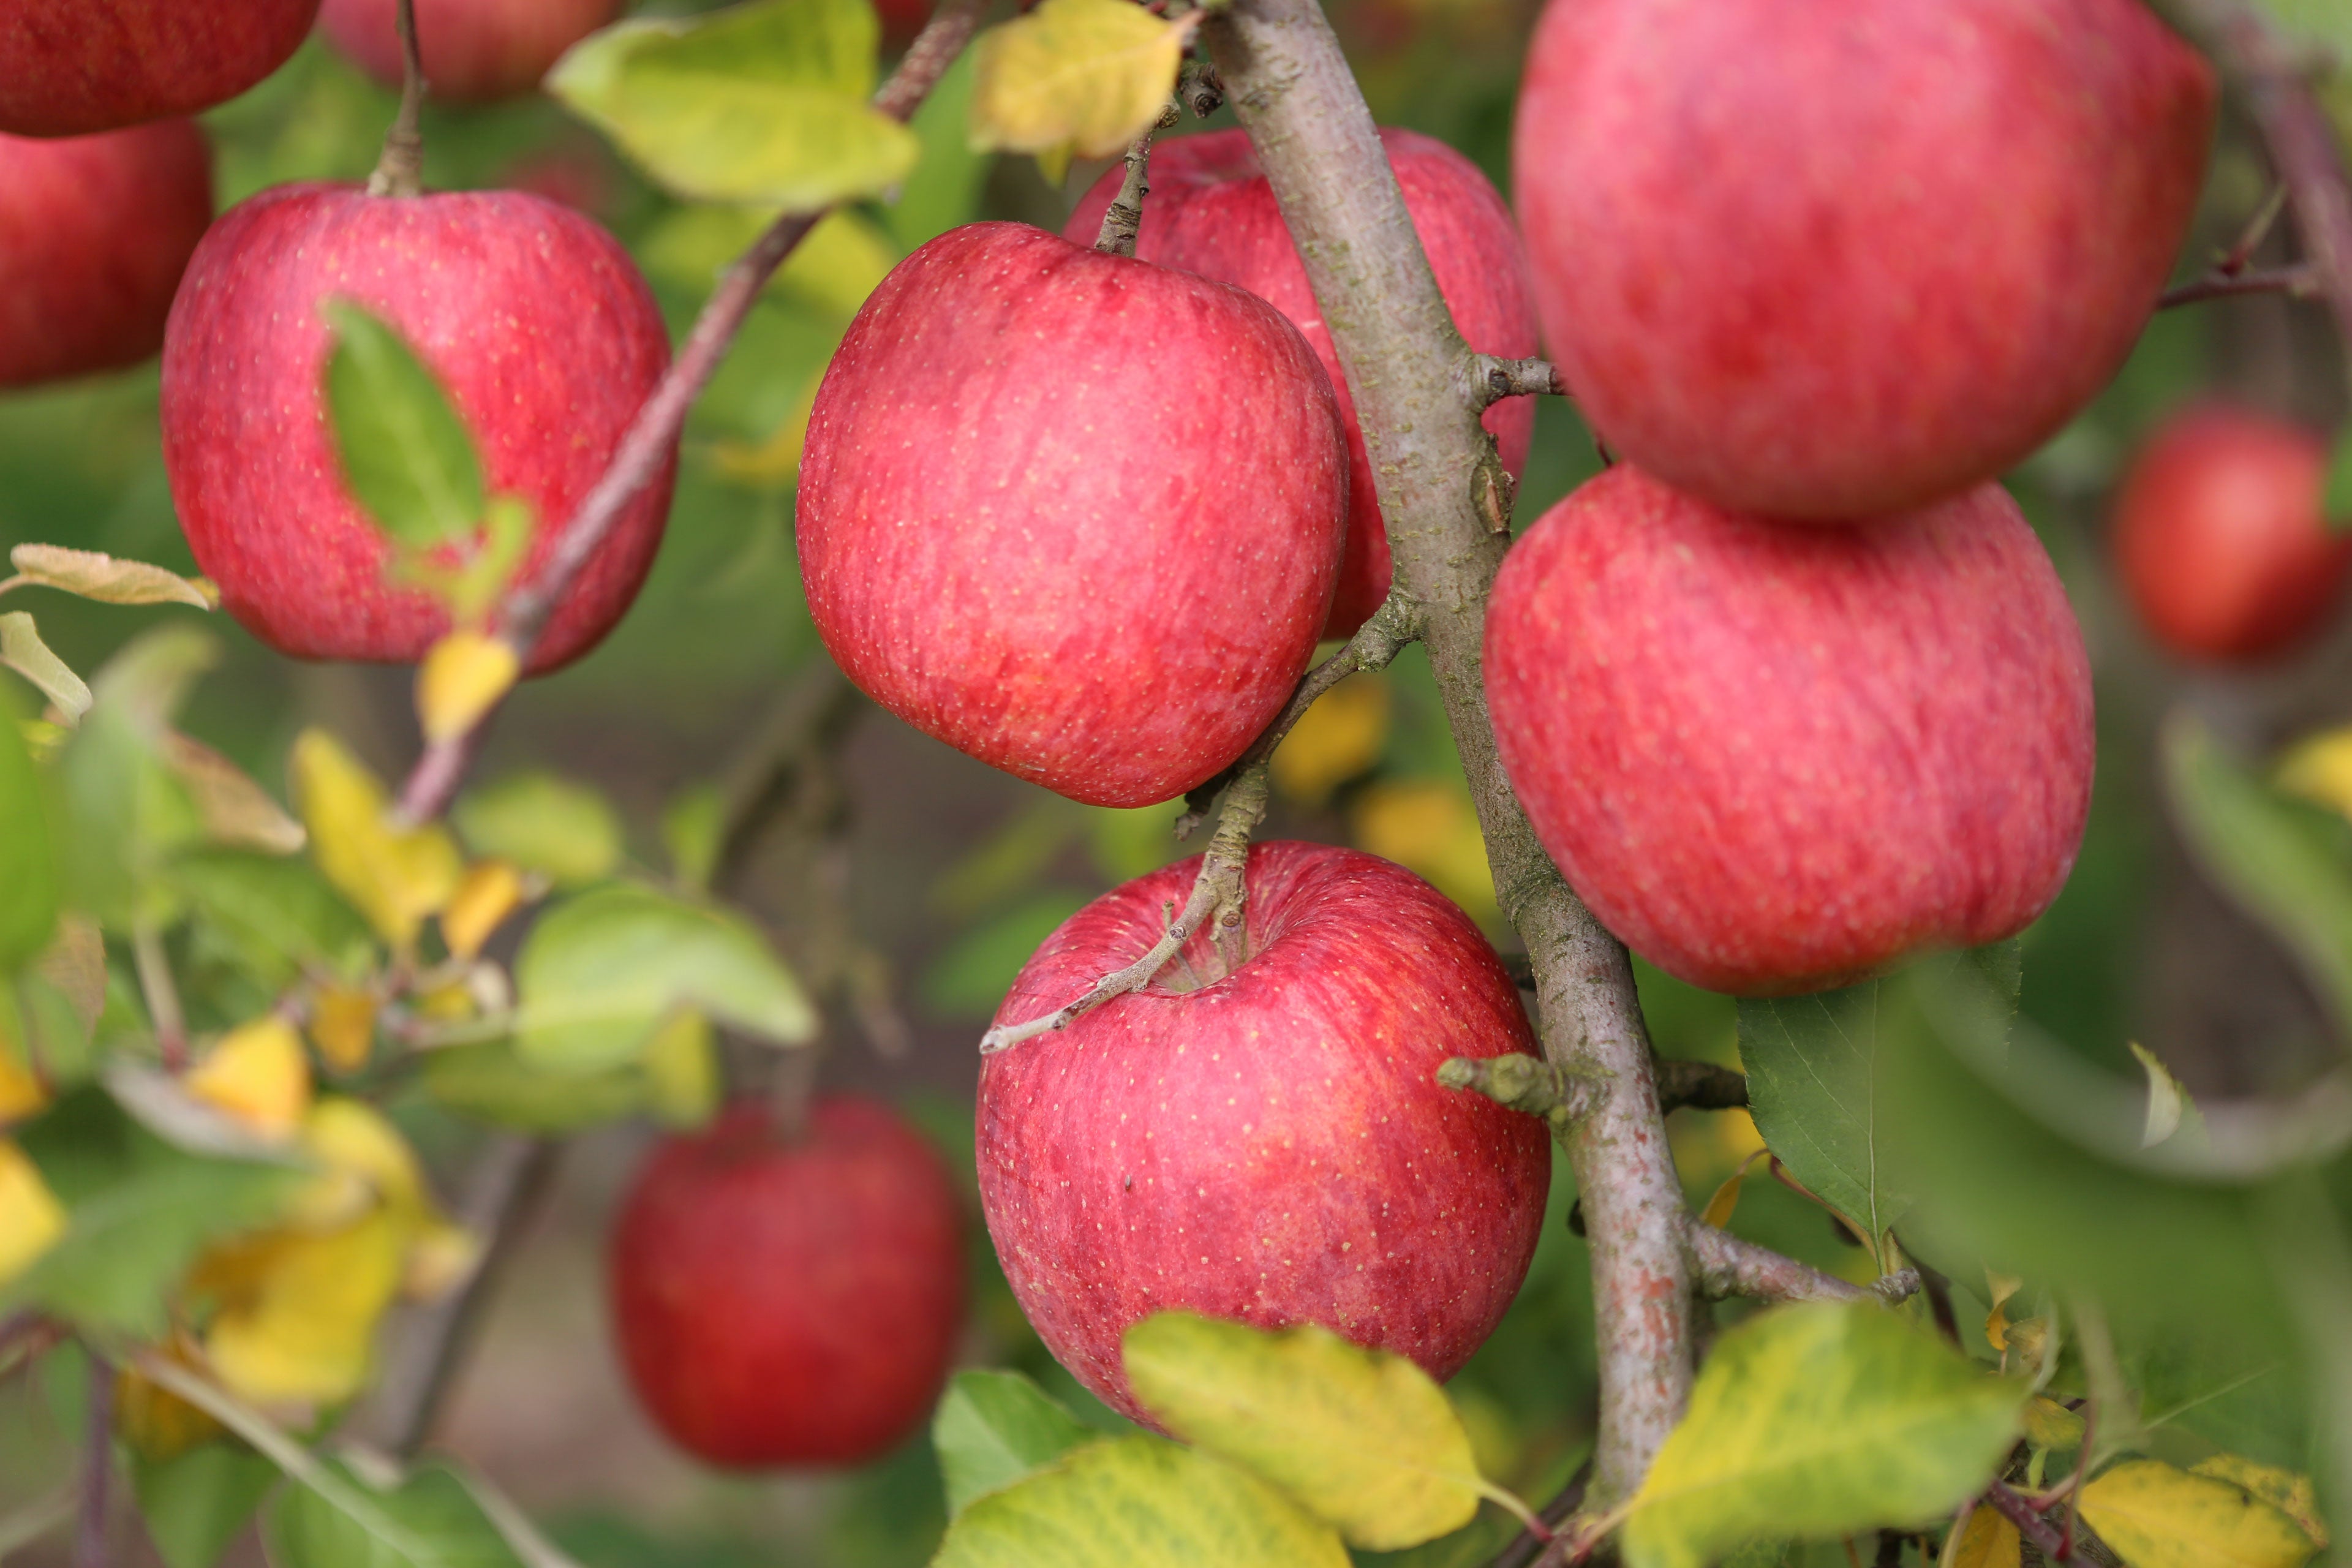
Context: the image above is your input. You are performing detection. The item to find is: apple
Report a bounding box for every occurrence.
[1063,128,1539,638]
[1486,465,2094,997]
[796,222,1348,809]
[977,840,1550,1424]
[878,0,933,49]
[0,0,319,137]
[610,1096,967,1468]
[0,121,212,390]
[160,183,675,672]
[2113,405,2351,662]
[320,0,626,105]
[1513,0,2215,519]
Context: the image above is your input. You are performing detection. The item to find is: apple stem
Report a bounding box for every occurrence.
[769,1045,820,1147]
[2157,260,2320,309]
[366,0,427,199]
[1095,107,1177,258]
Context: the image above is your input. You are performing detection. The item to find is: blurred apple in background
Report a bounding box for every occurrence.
[0,0,319,135]
[320,0,627,104]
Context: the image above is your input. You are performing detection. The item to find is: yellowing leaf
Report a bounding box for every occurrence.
[1350,778,1496,924]
[2023,1396,2084,1451]
[641,1008,719,1128]
[1701,1148,1768,1231]
[1946,1504,2021,1568]
[2193,1457,2328,1548]
[0,610,92,723]
[162,732,306,854]
[114,1333,225,1461]
[416,632,520,745]
[401,1217,481,1303]
[1272,675,1390,806]
[1123,1313,1492,1551]
[300,1097,430,1220]
[968,0,1194,160]
[0,1042,46,1123]
[932,1435,1351,1568]
[442,859,526,960]
[290,729,464,948]
[1984,1272,2022,1352]
[184,1017,313,1140]
[307,985,379,1074]
[1621,1302,2026,1568]
[0,1138,66,1284]
[200,1209,407,1406]
[2078,1458,2318,1568]
[2275,726,2352,818]
[7,543,218,609]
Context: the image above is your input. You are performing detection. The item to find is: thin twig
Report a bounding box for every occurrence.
[1984,1481,2074,1562]
[130,922,186,1071]
[1468,353,1566,408]
[1491,1457,1593,1568]
[2157,262,2320,307]
[980,597,1420,1055]
[1686,1219,1921,1306]
[391,0,989,824]
[2219,182,2291,274]
[75,1349,113,1568]
[366,0,426,198]
[710,662,861,890]
[1653,1058,1747,1113]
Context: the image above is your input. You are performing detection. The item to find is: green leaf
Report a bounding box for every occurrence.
[0,682,58,970]
[886,49,988,253]
[453,772,625,888]
[320,298,486,549]
[548,0,920,213]
[2250,0,2352,62]
[1739,944,2019,1254]
[931,1435,1351,1568]
[1619,1302,2026,1568]
[423,1039,650,1133]
[0,611,91,724]
[265,1460,526,1568]
[4,1088,304,1336]
[514,883,816,1071]
[934,1370,1096,1518]
[920,889,1090,1018]
[2163,711,2352,1035]
[171,849,375,990]
[2325,426,2352,527]
[2077,1458,2318,1568]
[1122,1313,1489,1551]
[134,1444,281,1568]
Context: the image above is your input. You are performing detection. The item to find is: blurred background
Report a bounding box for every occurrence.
[0,0,2340,1562]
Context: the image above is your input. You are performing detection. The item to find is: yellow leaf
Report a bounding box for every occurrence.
[1123,1313,1496,1551]
[2078,1458,2318,1568]
[0,1035,48,1123]
[968,0,1194,159]
[290,729,464,947]
[184,1017,312,1140]
[1984,1271,2022,1352]
[2193,1456,2328,1550]
[2003,1317,2049,1373]
[642,1008,720,1128]
[417,631,521,745]
[307,984,379,1074]
[0,1138,65,1284]
[300,1097,429,1219]
[402,1217,481,1303]
[442,859,526,961]
[2023,1396,2084,1452]
[7,543,217,609]
[201,1209,406,1406]
[114,1334,224,1461]
[1272,675,1390,807]
[1945,1503,2021,1568]
[1701,1148,1768,1231]
[1350,778,1496,925]
[2277,726,2352,818]
[160,732,306,854]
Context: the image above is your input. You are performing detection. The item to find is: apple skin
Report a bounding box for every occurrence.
[610,1097,968,1469]
[978,840,1550,1425]
[1063,129,1539,638]
[0,121,212,389]
[1513,0,2215,520]
[320,0,627,104]
[1487,466,2094,997]
[0,0,318,137]
[2113,405,2351,662]
[160,183,675,673]
[796,222,1348,809]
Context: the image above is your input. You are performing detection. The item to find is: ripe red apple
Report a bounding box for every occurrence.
[1487,466,2094,997]
[978,840,1549,1423]
[1063,128,1539,638]
[796,222,1348,809]
[0,0,319,137]
[320,0,626,104]
[1513,0,2215,519]
[160,183,675,673]
[0,121,212,389]
[611,1096,967,1468]
[2113,405,2351,662]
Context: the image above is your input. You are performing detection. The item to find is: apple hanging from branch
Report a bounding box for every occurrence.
[320,0,628,105]
[0,0,321,137]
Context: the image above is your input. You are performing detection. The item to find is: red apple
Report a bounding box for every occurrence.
[1487,466,2094,997]
[160,183,675,673]
[1063,128,1539,638]
[877,0,933,48]
[0,0,318,137]
[320,0,626,105]
[0,121,212,389]
[611,1096,968,1468]
[2113,405,2350,662]
[1513,0,2215,519]
[796,222,1348,809]
[978,840,1549,1424]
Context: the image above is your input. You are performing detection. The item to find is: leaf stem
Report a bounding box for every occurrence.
[74,1349,111,1568]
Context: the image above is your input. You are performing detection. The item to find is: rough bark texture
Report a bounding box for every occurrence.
[1202,0,1691,1506]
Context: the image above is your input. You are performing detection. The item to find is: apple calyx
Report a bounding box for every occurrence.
[1436,1053,1600,1137]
